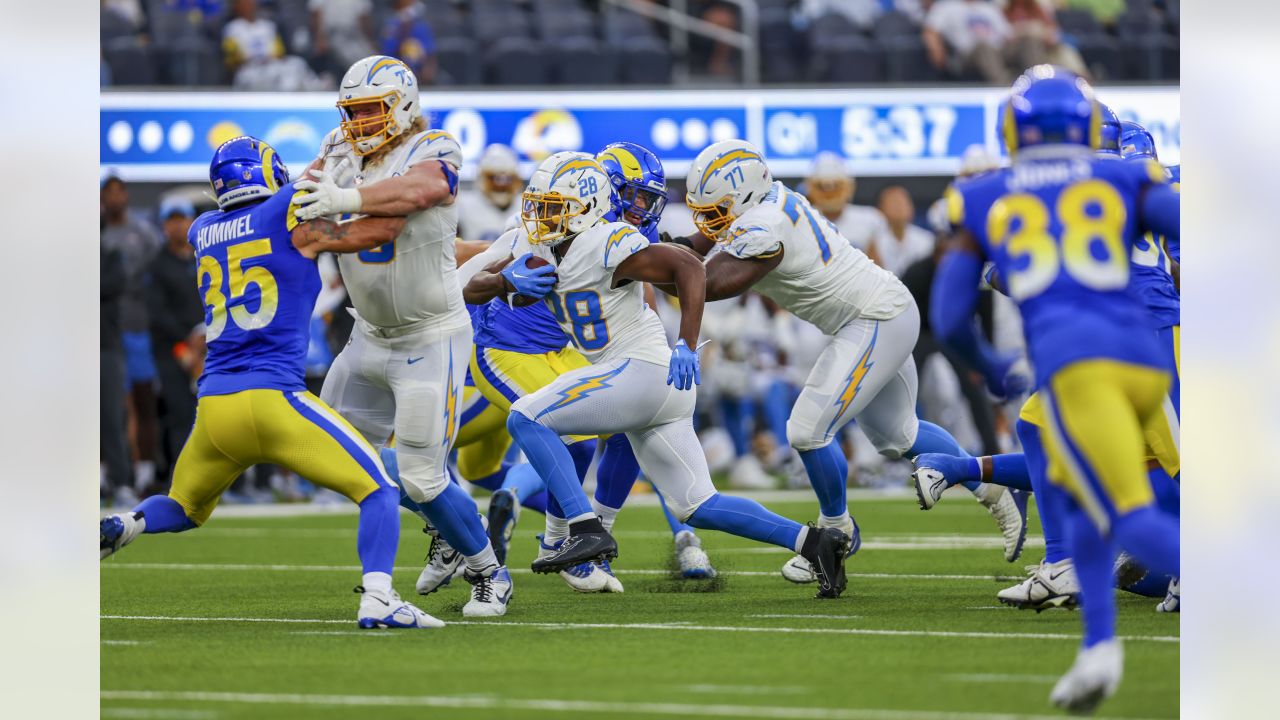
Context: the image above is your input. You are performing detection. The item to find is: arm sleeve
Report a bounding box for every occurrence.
[1139,183,1180,241]
[930,250,1003,378]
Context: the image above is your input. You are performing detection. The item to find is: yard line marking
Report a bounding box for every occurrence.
[746,614,863,620]
[101,563,1022,582]
[99,690,1165,720]
[943,674,1060,684]
[100,615,1179,643]
[102,640,146,646]
[101,708,220,719]
[678,684,808,695]
[719,538,1046,553]
[290,631,412,638]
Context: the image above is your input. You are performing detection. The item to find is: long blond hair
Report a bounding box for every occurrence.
[364,116,428,169]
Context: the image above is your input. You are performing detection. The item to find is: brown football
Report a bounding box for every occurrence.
[510,256,556,307]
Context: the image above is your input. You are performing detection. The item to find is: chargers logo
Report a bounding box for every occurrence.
[264,118,321,158]
[513,109,583,161]
[535,361,630,419]
[825,324,878,437]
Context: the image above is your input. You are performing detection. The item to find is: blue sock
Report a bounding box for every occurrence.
[356,484,400,575]
[134,495,196,533]
[467,462,513,493]
[798,442,848,518]
[907,420,979,492]
[596,434,641,509]
[418,481,488,557]
[380,448,430,521]
[687,492,802,550]
[1066,506,1117,648]
[521,490,549,514]
[720,396,753,458]
[1112,505,1179,578]
[546,494,564,519]
[508,412,593,520]
[915,453,980,486]
[501,463,546,504]
[652,479,694,536]
[1149,466,1180,517]
[989,453,1033,491]
[1018,419,1068,564]
[764,380,796,445]
[567,439,597,481]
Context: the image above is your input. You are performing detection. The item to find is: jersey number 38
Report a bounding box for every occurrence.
[986,179,1128,301]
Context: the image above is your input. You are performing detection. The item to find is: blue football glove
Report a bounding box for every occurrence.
[986,351,1032,400]
[501,253,556,299]
[667,339,701,391]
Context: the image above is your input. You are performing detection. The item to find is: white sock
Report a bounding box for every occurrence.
[362,571,392,594]
[591,498,620,532]
[819,511,853,534]
[792,525,810,554]
[566,511,596,526]
[544,515,569,545]
[465,546,499,573]
[134,460,155,491]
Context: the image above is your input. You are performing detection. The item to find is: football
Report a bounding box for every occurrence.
[510,256,556,307]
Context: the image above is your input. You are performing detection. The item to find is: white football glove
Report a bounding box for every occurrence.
[292,169,362,222]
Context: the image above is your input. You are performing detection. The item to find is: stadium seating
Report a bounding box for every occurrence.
[103,36,158,86]
[552,36,619,86]
[618,35,673,85]
[486,36,551,86]
[436,35,483,86]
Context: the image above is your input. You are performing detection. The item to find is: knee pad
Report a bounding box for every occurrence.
[786,415,825,452]
[861,416,917,460]
[666,484,717,524]
[395,450,450,504]
[393,383,438,448]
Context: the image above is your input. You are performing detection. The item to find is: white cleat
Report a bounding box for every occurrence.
[997,559,1080,610]
[675,530,717,579]
[911,467,948,510]
[357,586,444,629]
[1156,577,1180,613]
[100,512,145,560]
[462,566,513,617]
[973,483,1029,562]
[598,560,625,593]
[416,530,465,595]
[537,534,610,592]
[781,554,817,584]
[1050,640,1123,714]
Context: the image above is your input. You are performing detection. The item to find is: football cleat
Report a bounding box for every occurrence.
[558,560,611,593]
[674,530,717,579]
[1156,577,1180,613]
[356,586,444,629]
[997,559,1080,610]
[972,483,1028,562]
[780,517,859,585]
[530,529,617,575]
[462,566,513,617]
[911,466,948,510]
[1050,639,1123,714]
[598,559,625,593]
[486,488,520,566]
[416,528,465,595]
[100,512,144,560]
[799,525,851,599]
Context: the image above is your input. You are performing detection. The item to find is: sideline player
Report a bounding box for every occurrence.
[680,139,1026,583]
[291,55,511,617]
[931,67,1180,713]
[100,137,440,629]
[465,153,852,598]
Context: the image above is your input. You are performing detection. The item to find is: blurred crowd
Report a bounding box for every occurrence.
[100,0,1178,88]
[100,144,1025,505]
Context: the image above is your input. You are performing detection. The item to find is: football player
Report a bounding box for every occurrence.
[464,153,852,598]
[290,55,511,617]
[457,143,521,241]
[100,137,441,629]
[930,67,1180,712]
[680,140,1027,584]
[803,151,888,261]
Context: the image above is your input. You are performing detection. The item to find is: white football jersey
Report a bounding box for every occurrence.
[455,190,517,242]
[830,204,890,254]
[512,221,670,366]
[723,181,912,335]
[316,128,470,333]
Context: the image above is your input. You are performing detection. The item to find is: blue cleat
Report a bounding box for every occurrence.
[486,489,520,566]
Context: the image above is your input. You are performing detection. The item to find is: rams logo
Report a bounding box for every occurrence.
[512,109,583,161]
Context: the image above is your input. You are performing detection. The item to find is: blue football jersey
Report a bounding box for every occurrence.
[1117,157,1179,330]
[190,182,320,397]
[473,300,569,354]
[1163,164,1181,264]
[948,149,1173,385]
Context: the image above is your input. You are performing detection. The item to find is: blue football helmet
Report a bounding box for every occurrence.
[1119,120,1158,161]
[209,136,290,210]
[1000,65,1100,158]
[596,141,667,234]
[1097,103,1122,156]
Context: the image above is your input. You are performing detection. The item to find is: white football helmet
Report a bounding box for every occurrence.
[685,139,772,241]
[805,151,854,217]
[336,55,421,156]
[521,151,613,246]
[478,144,521,208]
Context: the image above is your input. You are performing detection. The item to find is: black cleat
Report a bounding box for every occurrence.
[800,525,851,599]
[487,489,519,566]
[530,532,618,575]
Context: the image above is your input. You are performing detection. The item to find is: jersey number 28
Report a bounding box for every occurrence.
[986,179,1128,300]
[199,239,279,341]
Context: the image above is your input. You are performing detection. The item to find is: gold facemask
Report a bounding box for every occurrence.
[522,190,585,245]
[337,92,401,157]
[686,195,735,241]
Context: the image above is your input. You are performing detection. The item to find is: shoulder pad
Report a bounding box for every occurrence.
[404,130,463,169]
[601,223,648,270]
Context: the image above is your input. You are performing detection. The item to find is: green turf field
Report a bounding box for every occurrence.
[101,490,1178,719]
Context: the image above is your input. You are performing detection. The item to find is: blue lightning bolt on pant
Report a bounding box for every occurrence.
[788,304,926,518]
